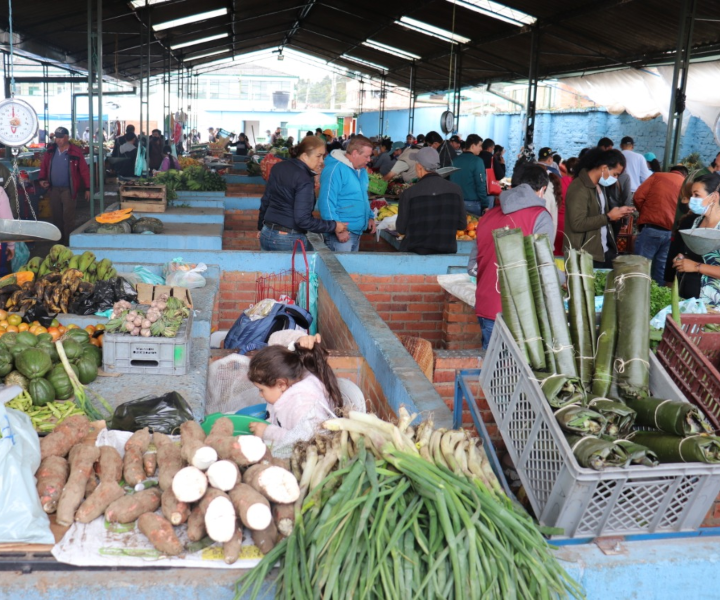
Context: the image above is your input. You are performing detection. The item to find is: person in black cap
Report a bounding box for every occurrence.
[449,135,463,157]
[538,147,561,177]
[38,127,91,244]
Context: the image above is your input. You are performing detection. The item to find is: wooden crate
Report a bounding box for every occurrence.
[119,183,167,213]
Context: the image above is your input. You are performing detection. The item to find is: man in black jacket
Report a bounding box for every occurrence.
[396,147,466,255]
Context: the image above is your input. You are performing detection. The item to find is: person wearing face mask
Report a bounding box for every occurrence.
[669,173,720,306]
[258,135,347,252]
[563,148,634,268]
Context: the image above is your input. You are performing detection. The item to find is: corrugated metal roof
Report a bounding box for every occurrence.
[2,0,720,92]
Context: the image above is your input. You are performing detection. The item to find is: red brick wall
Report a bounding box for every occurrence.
[224,210,261,251]
[442,292,482,350]
[316,282,359,353]
[226,184,265,196]
[214,272,258,332]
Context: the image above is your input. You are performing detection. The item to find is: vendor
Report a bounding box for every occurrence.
[229,132,251,156]
[158,146,181,172]
[671,173,720,306]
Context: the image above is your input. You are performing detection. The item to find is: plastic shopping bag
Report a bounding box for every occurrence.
[0,386,54,544]
[133,265,165,285]
[134,144,148,177]
[11,242,30,273]
[650,297,708,330]
[164,258,207,289]
[111,391,195,434]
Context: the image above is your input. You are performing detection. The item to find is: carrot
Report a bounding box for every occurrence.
[105,487,162,523]
[123,446,145,487]
[228,483,272,531]
[137,513,184,556]
[75,481,125,523]
[251,520,279,555]
[98,446,123,483]
[161,488,190,526]
[223,528,243,565]
[155,432,184,491]
[36,455,69,514]
[56,444,100,526]
[40,415,90,459]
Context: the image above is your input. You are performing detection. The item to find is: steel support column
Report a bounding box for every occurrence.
[451,53,462,134]
[359,80,364,116]
[408,62,416,136]
[42,64,49,137]
[523,28,541,154]
[663,0,697,170]
[378,77,386,137]
[87,0,95,217]
[96,0,104,212]
[163,50,170,135]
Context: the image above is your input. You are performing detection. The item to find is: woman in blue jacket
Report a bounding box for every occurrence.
[258,136,347,251]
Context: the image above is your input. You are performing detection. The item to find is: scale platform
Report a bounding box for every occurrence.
[0,219,61,242]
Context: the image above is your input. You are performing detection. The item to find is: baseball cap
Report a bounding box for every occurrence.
[450,135,461,143]
[323,129,334,137]
[644,152,657,161]
[538,147,555,160]
[54,127,69,137]
[391,141,404,151]
[416,147,440,171]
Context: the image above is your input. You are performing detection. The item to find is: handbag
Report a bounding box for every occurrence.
[486,157,502,196]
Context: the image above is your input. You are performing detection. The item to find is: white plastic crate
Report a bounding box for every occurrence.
[481,314,720,539]
[102,308,192,376]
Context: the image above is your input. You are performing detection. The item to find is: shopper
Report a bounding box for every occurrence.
[148,129,164,171]
[247,335,343,456]
[384,131,442,182]
[38,126,90,245]
[158,145,181,172]
[633,165,688,284]
[258,135,346,252]
[318,135,375,252]
[620,136,653,193]
[396,147,466,255]
[450,134,487,215]
[449,135,463,156]
[270,127,283,145]
[479,139,495,169]
[474,165,554,349]
[645,152,662,173]
[371,139,396,176]
[563,148,634,268]
[492,145,506,181]
[538,147,561,176]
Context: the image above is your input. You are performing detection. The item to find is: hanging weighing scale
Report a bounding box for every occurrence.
[0,96,61,242]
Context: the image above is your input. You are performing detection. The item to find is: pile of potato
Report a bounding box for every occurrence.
[37,415,299,562]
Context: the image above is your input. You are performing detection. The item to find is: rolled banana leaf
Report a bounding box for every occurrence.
[565,434,628,471]
[592,272,617,397]
[565,249,595,388]
[627,432,720,464]
[587,395,636,438]
[555,404,608,435]
[533,235,577,378]
[533,371,586,408]
[494,228,545,370]
[613,439,659,467]
[525,235,556,372]
[612,255,652,400]
[498,264,528,363]
[627,397,713,436]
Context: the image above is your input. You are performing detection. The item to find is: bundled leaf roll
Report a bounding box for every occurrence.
[628,397,713,436]
[592,272,617,397]
[555,405,607,435]
[533,371,586,408]
[494,228,545,370]
[525,235,556,372]
[627,432,720,464]
[533,235,577,377]
[565,435,628,471]
[587,396,636,437]
[613,439,659,467]
[612,255,652,399]
[565,249,596,388]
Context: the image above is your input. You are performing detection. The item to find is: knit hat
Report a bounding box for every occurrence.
[416,147,440,171]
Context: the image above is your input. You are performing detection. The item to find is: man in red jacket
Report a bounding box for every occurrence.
[474,165,554,350]
[39,127,91,244]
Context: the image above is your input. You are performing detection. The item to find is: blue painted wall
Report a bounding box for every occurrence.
[358,107,720,174]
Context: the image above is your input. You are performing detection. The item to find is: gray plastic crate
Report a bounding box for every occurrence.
[102,307,192,376]
[481,314,720,539]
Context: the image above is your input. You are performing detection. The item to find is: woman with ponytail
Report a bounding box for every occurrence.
[247,334,346,456]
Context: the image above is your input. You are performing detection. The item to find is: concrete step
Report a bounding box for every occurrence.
[70,222,223,251]
[224,174,265,185]
[104,201,224,224]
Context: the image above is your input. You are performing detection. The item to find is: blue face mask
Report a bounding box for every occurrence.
[689,196,710,215]
[598,168,617,187]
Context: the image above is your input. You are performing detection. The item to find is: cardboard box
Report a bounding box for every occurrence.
[136,283,193,308]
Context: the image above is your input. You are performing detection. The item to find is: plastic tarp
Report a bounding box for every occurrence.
[563,61,720,137]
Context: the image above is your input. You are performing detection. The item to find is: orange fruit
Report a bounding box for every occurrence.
[89,337,101,348]
[29,325,39,334]
[31,320,40,327]
[58,325,67,334]
[0,310,7,321]
[85,325,96,334]
[95,324,105,332]
[67,324,79,330]
[47,327,61,342]
[6,325,19,333]
[7,314,22,327]
[35,326,48,335]
[97,334,104,348]
[50,318,60,328]
[0,320,7,329]
[17,323,29,332]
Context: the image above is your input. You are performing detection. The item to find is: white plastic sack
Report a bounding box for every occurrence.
[0,387,54,544]
[650,298,708,330]
[206,354,263,414]
[375,214,398,240]
[165,263,207,289]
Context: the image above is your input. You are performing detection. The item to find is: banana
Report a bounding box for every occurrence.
[26,257,41,274]
[61,269,84,287]
[105,267,117,280]
[78,251,96,273]
[60,288,71,313]
[48,244,67,263]
[52,284,62,307]
[68,255,80,270]
[96,258,112,279]
[38,257,52,276]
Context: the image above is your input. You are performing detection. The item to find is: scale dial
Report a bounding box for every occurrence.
[440,110,455,134]
[0,98,39,147]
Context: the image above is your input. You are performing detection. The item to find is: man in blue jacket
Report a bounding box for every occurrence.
[319,135,376,251]
[450,134,487,216]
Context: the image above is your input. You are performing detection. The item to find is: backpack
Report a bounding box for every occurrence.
[224,302,313,355]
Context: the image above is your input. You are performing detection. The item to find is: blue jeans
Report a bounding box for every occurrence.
[464,201,485,217]
[477,317,495,350]
[634,226,672,285]
[259,225,308,252]
[323,232,361,252]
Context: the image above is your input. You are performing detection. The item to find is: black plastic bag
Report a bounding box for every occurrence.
[110,391,194,434]
[69,277,138,315]
[23,305,56,327]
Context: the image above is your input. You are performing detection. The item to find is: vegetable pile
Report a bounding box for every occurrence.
[151,166,226,200]
[498,229,720,468]
[236,409,582,600]
[104,294,189,338]
[40,416,300,563]
[18,245,117,282]
[6,389,85,433]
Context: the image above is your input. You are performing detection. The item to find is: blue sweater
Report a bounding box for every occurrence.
[318,150,373,235]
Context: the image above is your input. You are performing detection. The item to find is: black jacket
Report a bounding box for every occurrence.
[258,159,337,234]
[396,173,466,255]
[664,211,702,297]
